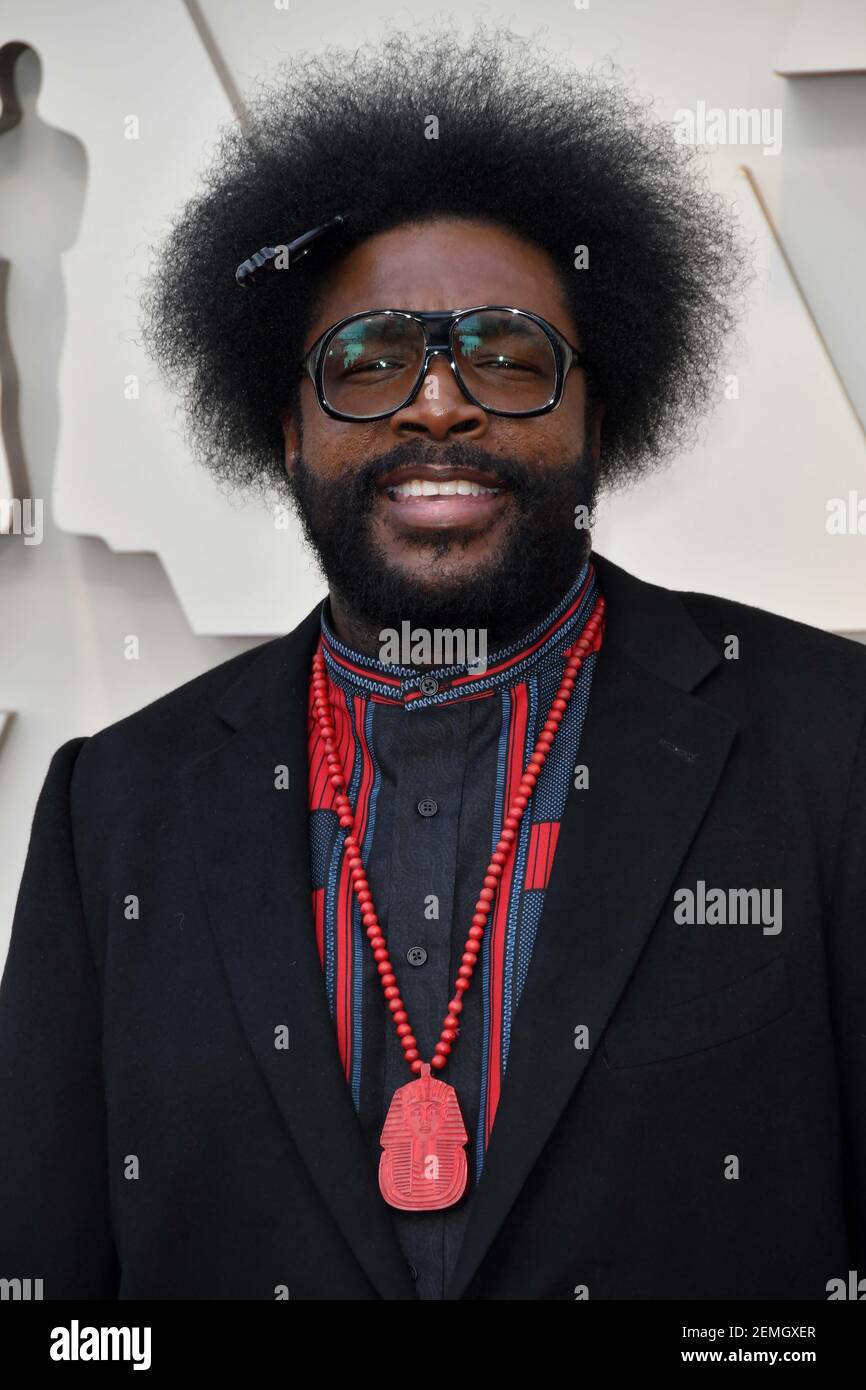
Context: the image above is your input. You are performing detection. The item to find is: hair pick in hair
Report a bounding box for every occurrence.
[235,214,348,287]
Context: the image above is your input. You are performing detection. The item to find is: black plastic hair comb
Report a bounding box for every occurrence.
[235,214,347,287]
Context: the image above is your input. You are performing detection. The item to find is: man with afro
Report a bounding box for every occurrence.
[2,27,864,1303]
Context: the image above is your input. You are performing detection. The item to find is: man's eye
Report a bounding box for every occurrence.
[344,356,406,375]
[475,355,541,373]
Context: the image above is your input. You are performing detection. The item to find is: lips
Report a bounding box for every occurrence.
[377,463,505,495]
[375,463,509,528]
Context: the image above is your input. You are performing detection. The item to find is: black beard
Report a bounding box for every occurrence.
[287,438,598,650]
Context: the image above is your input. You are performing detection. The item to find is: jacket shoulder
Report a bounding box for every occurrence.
[680,585,866,682]
[70,602,319,793]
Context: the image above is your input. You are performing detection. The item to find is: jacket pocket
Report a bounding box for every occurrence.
[602,956,792,1068]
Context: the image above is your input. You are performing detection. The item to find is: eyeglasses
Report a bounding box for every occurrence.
[298,306,587,422]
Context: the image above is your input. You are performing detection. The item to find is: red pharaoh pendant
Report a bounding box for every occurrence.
[312,593,606,1212]
[379,1064,469,1210]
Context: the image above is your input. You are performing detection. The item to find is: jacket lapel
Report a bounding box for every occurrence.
[445,554,740,1298]
[179,606,417,1301]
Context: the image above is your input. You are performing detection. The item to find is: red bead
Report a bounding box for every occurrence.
[403,1048,419,1062]
[410,1059,423,1074]
[468,926,484,941]
[430,1055,447,1070]
[479,887,494,903]
[472,912,487,927]
[449,998,463,1014]
[455,978,469,992]
[434,1041,451,1056]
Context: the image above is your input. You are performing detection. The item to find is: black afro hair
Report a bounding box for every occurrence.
[140,24,751,497]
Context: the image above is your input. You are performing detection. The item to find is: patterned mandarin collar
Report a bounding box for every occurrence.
[318,558,599,711]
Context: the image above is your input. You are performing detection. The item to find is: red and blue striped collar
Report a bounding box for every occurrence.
[318,559,600,710]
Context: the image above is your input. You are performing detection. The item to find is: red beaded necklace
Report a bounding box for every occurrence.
[311,593,606,1211]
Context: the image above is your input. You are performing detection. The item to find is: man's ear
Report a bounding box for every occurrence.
[278,405,301,480]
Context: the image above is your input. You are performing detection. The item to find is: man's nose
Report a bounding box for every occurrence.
[389,354,489,442]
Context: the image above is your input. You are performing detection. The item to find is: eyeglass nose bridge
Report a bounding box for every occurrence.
[404,342,479,413]
[405,316,481,410]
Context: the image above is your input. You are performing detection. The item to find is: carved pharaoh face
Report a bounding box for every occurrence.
[406,1096,443,1137]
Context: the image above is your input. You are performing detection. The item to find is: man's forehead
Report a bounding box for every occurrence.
[306,218,577,337]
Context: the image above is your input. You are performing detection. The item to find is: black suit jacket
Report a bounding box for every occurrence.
[2,553,865,1300]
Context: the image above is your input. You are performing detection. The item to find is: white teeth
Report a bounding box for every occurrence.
[387,477,500,498]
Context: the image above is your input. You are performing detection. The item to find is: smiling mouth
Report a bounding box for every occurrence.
[387,477,503,498]
[378,464,507,503]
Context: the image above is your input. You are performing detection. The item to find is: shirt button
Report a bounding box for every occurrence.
[407,946,428,967]
[419,675,439,696]
[417,798,438,818]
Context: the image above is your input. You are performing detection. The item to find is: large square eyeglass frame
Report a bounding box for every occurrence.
[298,306,587,422]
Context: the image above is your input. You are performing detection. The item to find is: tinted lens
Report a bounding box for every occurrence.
[320,314,426,418]
[453,311,557,411]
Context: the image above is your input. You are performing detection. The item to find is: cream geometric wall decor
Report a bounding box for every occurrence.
[5,0,324,637]
[593,164,866,631]
[774,0,866,76]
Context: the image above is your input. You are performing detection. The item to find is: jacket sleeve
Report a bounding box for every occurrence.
[826,707,866,1269]
[0,738,119,1298]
